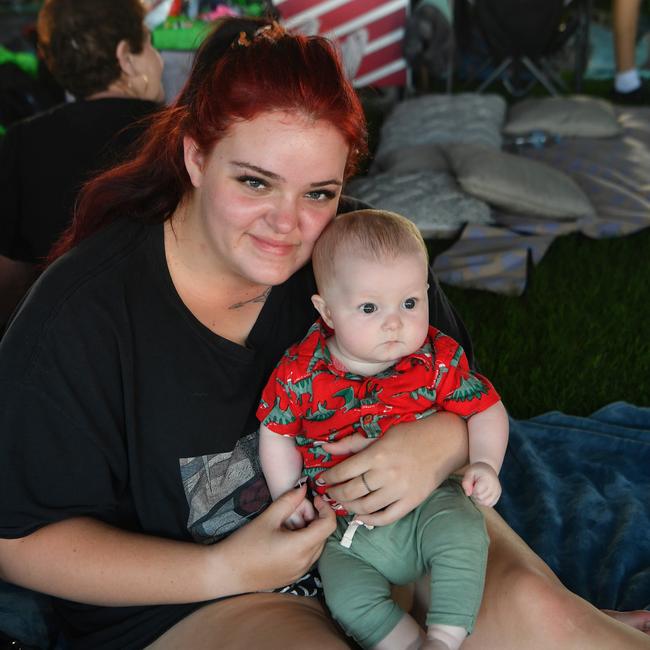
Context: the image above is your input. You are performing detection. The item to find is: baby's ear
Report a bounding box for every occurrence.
[311,294,333,328]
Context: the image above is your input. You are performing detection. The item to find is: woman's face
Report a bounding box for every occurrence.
[181,111,350,288]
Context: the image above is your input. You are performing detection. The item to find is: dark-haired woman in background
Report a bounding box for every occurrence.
[0,0,164,328]
[0,16,648,650]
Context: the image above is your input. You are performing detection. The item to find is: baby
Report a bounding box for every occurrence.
[257,209,509,650]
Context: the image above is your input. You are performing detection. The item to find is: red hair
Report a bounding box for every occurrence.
[49,18,368,262]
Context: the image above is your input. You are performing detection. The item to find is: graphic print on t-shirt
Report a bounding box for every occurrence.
[179,432,271,543]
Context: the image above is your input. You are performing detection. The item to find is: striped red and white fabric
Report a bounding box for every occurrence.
[272,0,410,87]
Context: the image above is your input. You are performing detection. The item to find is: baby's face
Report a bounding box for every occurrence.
[322,251,429,367]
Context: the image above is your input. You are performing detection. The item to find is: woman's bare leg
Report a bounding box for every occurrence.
[462,507,650,649]
[146,592,351,650]
[602,610,650,634]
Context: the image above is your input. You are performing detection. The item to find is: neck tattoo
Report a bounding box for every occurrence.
[229,287,271,310]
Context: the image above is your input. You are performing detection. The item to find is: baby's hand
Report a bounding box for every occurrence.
[284,496,317,530]
[462,462,502,507]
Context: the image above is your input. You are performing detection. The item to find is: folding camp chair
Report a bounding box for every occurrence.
[452,0,592,96]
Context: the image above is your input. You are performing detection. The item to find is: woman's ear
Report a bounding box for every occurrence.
[311,294,334,328]
[183,136,205,188]
[115,39,135,77]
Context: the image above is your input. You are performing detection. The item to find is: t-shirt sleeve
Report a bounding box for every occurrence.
[433,333,501,418]
[0,299,129,538]
[256,355,303,436]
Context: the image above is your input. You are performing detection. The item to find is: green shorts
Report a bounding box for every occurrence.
[318,477,488,648]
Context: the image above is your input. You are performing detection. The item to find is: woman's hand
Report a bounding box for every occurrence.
[317,411,468,527]
[219,484,335,593]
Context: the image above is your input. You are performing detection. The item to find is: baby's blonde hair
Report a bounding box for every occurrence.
[312,209,428,292]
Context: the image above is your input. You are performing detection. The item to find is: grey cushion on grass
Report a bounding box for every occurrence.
[375,93,507,166]
[503,95,622,138]
[445,143,595,220]
[344,170,493,237]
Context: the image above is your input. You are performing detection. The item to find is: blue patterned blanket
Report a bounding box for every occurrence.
[433,107,650,296]
[497,401,650,611]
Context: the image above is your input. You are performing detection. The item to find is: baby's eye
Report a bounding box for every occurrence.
[403,298,417,310]
[360,303,377,314]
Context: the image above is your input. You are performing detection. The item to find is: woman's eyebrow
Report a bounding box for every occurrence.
[231,161,281,180]
[231,161,342,187]
[310,178,343,188]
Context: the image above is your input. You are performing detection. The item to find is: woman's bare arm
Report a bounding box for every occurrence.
[318,411,469,526]
[0,487,336,607]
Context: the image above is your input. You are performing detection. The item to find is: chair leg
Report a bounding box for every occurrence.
[521,56,561,95]
[476,56,513,92]
[539,58,569,93]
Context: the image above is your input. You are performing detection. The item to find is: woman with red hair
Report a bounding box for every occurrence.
[0,16,648,650]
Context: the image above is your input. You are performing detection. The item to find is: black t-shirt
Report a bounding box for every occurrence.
[0,214,473,649]
[0,97,158,263]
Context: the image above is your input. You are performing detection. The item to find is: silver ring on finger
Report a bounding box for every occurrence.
[361,471,373,494]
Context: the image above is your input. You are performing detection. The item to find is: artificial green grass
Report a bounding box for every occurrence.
[435,228,650,419]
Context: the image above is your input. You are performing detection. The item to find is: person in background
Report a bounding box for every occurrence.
[0,16,648,650]
[611,0,648,102]
[0,0,164,328]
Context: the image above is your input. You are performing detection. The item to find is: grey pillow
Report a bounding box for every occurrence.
[503,95,622,138]
[445,143,595,220]
[371,143,450,174]
[344,170,493,237]
[375,93,507,163]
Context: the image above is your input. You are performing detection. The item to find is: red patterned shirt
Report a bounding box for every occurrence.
[257,320,500,514]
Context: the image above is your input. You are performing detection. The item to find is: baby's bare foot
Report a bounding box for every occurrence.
[602,609,650,635]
